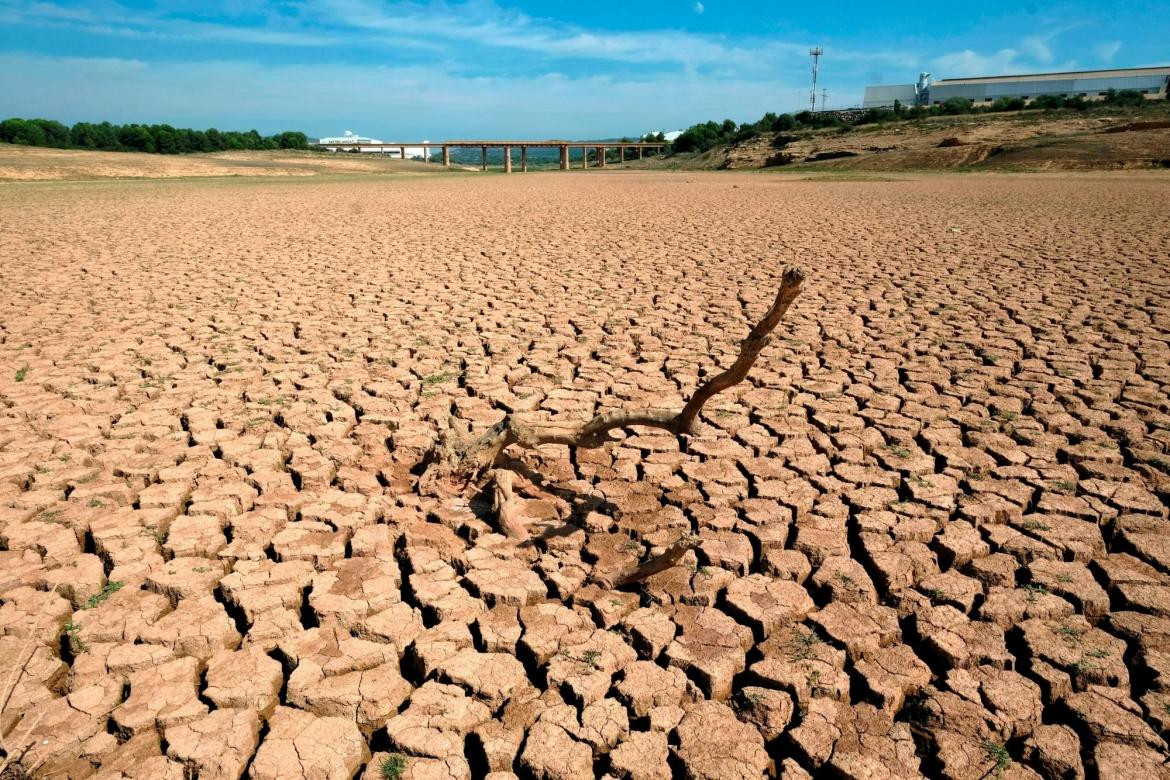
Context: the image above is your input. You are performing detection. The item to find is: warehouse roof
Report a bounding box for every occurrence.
[934,66,1170,85]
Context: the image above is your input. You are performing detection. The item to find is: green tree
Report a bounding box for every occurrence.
[1,118,47,146]
[118,124,155,152]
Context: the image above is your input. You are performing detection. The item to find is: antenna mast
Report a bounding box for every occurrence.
[809,47,823,112]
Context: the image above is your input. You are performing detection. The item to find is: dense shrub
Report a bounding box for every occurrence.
[0,117,311,154]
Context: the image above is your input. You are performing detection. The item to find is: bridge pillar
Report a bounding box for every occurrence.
[598,147,606,167]
[422,145,429,163]
[638,146,643,160]
[481,146,487,171]
[581,147,587,170]
[521,146,528,172]
[619,146,625,164]
[442,146,450,167]
[559,145,568,170]
[504,145,512,174]
[400,146,406,160]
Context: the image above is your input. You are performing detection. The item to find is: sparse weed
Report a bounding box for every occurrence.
[580,649,602,668]
[87,498,103,508]
[1022,520,1050,532]
[884,440,912,459]
[380,754,408,780]
[926,587,946,602]
[1023,583,1048,603]
[788,629,822,661]
[15,364,28,382]
[1053,480,1077,493]
[84,580,123,609]
[422,372,455,385]
[1055,624,1084,644]
[982,740,1011,776]
[64,618,89,654]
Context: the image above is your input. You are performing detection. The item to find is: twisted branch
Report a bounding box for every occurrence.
[433,266,805,480]
[424,267,807,584]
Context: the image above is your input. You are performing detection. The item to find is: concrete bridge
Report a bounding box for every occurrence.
[310,140,668,171]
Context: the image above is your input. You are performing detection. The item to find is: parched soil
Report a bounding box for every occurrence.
[0,145,448,181]
[1,170,1170,779]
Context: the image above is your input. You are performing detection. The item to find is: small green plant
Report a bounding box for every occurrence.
[1085,647,1110,659]
[788,629,822,661]
[15,364,29,382]
[926,587,946,602]
[64,618,89,654]
[1055,623,1084,644]
[87,498,103,508]
[84,580,123,609]
[1022,520,1050,532]
[1055,573,1074,584]
[884,440,912,459]
[834,572,856,587]
[1053,480,1077,493]
[379,753,408,780]
[982,739,1011,776]
[581,649,601,667]
[422,372,455,385]
[1023,583,1049,603]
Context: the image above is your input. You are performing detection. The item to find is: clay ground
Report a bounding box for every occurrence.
[1,169,1170,780]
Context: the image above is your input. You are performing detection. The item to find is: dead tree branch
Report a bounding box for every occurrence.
[421,266,806,570]
[428,266,805,481]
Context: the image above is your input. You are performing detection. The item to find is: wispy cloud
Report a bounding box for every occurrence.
[1020,36,1053,64]
[0,51,824,137]
[1094,40,1121,63]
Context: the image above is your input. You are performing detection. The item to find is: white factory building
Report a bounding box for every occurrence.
[315,131,430,158]
[864,66,1170,108]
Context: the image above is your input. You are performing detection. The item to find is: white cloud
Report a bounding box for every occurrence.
[1020,35,1053,64]
[694,2,704,13]
[1094,41,1122,62]
[932,48,1021,77]
[0,52,831,137]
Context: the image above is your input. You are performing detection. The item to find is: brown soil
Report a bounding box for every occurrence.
[0,145,452,181]
[1,169,1169,779]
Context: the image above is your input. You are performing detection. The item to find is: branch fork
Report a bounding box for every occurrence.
[421,267,806,585]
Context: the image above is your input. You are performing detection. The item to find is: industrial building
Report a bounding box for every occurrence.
[316,131,432,158]
[863,66,1170,108]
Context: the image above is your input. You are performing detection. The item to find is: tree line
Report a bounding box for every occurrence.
[0,117,310,154]
[665,88,1156,154]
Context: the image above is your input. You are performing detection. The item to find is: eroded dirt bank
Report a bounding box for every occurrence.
[1,171,1169,779]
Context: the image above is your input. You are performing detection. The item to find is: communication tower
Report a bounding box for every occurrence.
[809,47,823,112]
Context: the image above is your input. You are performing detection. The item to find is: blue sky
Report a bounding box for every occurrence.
[0,0,1165,138]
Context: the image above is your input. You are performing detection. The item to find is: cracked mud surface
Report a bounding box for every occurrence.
[1,170,1169,779]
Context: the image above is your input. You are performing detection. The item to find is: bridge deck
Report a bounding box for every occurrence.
[311,141,666,148]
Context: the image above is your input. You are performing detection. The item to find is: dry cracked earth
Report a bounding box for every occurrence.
[1,170,1170,780]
